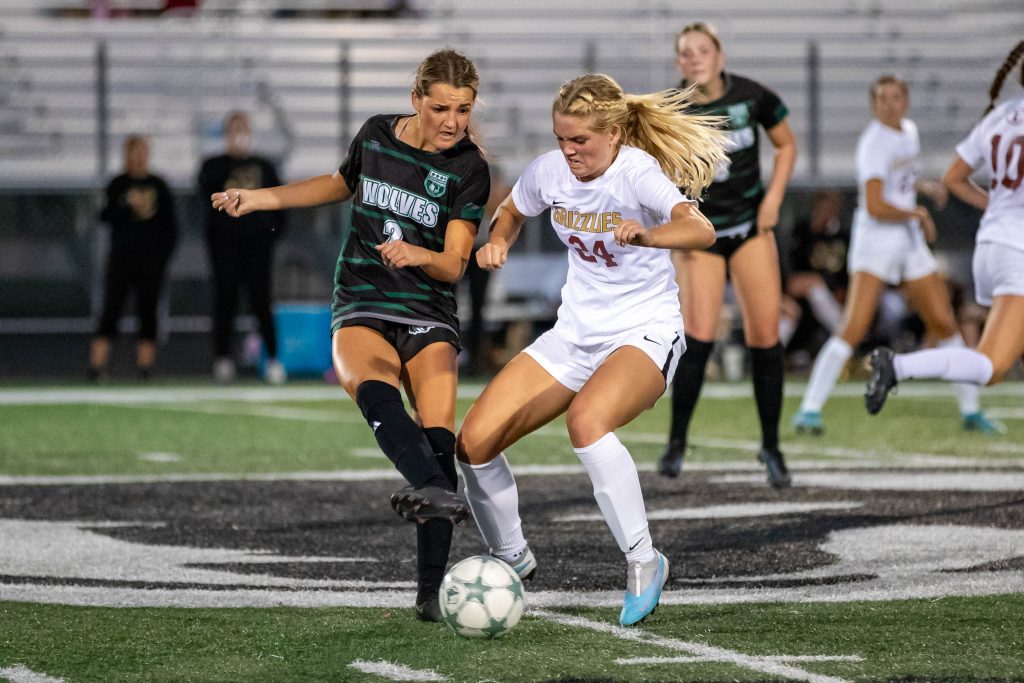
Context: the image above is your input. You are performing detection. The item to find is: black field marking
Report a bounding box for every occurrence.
[2,471,1024,601]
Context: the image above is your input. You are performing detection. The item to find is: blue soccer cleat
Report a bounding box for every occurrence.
[792,410,824,435]
[619,550,669,626]
[962,411,1007,435]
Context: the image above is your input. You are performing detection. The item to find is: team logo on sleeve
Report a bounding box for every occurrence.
[383,219,404,243]
[424,169,450,198]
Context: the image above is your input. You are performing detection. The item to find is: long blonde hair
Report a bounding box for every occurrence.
[553,74,727,197]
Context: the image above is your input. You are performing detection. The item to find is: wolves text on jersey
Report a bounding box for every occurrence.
[361,176,441,228]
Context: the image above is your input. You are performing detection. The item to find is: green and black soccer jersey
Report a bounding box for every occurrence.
[679,72,788,232]
[333,114,490,335]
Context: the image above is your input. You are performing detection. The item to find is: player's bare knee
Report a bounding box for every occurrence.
[456,421,494,465]
[565,407,607,449]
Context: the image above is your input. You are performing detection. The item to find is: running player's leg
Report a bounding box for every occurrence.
[569,343,673,624]
[730,232,789,486]
[903,271,1001,431]
[798,270,887,426]
[660,248,726,476]
[884,294,1024,388]
[402,340,461,621]
[333,326,463,520]
[457,351,575,576]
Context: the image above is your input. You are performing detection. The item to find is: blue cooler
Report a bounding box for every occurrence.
[263,303,333,377]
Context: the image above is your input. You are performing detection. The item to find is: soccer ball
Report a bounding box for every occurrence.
[439,555,525,638]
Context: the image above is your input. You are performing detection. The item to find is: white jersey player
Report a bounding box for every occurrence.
[867,42,1024,414]
[793,75,1002,436]
[454,74,727,627]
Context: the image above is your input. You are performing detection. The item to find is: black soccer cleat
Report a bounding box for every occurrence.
[414,592,443,623]
[757,447,792,489]
[865,347,898,415]
[657,444,687,478]
[389,485,470,525]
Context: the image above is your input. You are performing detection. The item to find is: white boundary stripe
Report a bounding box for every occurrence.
[2,461,1024,487]
[0,381,1022,405]
[0,665,68,683]
[348,660,448,681]
[532,610,852,683]
[617,655,864,665]
[556,502,863,523]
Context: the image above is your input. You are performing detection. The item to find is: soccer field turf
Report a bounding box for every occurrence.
[2,380,1023,682]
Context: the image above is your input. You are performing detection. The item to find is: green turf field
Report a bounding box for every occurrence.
[1,380,1022,683]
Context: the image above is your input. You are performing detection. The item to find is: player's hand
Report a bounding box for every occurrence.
[376,240,429,269]
[918,179,949,209]
[756,198,780,233]
[613,219,649,247]
[916,206,937,244]
[211,189,260,217]
[475,241,508,270]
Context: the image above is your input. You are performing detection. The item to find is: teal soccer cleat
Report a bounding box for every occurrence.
[792,410,824,435]
[962,411,1007,435]
[619,550,670,626]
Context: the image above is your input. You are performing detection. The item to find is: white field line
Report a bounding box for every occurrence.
[616,655,864,665]
[532,609,852,683]
[4,458,1024,487]
[137,452,182,463]
[556,502,863,524]
[1,381,1022,405]
[347,660,448,681]
[0,665,68,683]
[3,459,1024,487]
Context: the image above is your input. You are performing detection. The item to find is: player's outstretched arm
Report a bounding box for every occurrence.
[618,201,714,251]
[211,171,352,217]
[476,194,526,271]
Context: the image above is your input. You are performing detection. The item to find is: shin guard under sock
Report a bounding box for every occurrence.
[355,380,448,490]
[417,427,457,601]
[750,343,784,451]
[667,335,714,451]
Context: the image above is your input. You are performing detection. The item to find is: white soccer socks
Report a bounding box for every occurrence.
[894,344,994,386]
[575,432,655,565]
[457,454,527,560]
[800,336,853,413]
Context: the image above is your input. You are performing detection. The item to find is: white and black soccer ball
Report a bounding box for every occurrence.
[439,555,525,638]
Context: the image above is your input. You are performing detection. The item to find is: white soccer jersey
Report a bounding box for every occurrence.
[512,146,691,346]
[955,94,1024,250]
[854,118,921,233]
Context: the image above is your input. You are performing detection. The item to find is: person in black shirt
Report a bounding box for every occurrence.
[781,189,847,352]
[88,135,177,381]
[659,22,798,488]
[199,111,286,385]
[211,48,490,623]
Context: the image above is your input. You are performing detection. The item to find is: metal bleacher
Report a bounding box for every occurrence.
[0,0,1021,188]
[0,0,1021,376]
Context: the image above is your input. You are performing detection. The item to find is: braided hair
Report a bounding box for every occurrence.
[985,41,1024,115]
[552,74,727,198]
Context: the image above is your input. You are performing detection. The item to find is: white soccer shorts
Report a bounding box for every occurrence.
[972,242,1024,306]
[523,323,685,393]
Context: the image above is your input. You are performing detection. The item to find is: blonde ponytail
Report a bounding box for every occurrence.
[623,85,727,197]
[553,74,727,198]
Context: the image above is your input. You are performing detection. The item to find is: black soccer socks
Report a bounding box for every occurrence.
[750,343,785,451]
[355,380,451,490]
[666,335,715,451]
